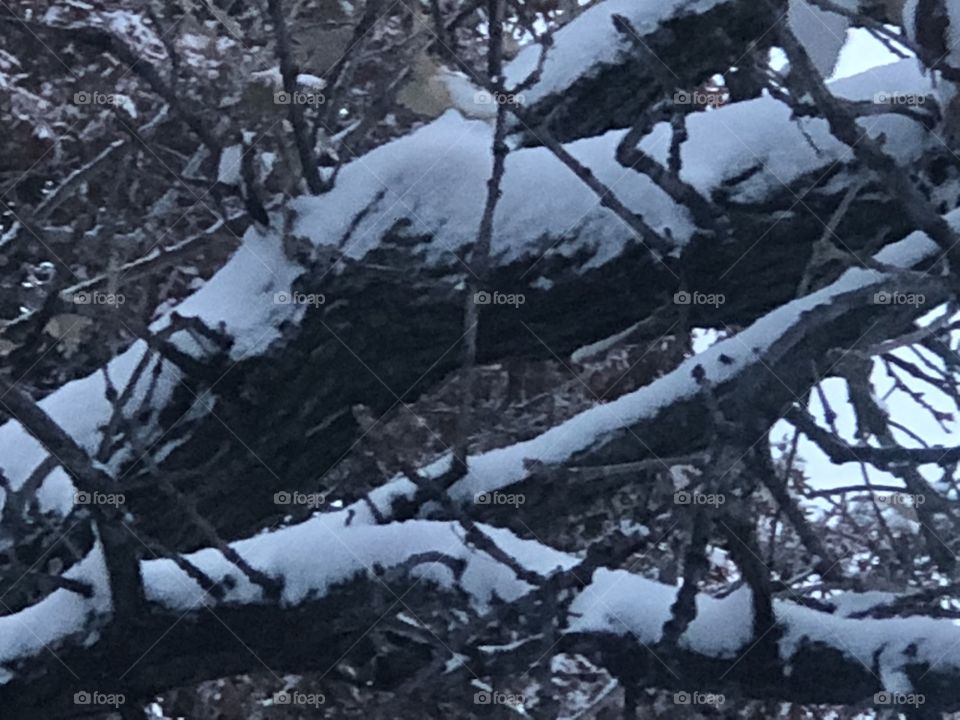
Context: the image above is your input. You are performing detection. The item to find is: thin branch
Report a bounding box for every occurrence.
[267,0,326,194]
[660,510,711,646]
[0,378,145,620]
[450,0,511,477]
[787,405,960,470]
[769,0,960,267]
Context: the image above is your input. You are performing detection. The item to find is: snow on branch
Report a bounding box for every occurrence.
[503,0,734,107]
[350,228,946,522]
[0,60,941,526]
[3,515,960,712]
[290,59,933,268]
[568,569,960,709]
[501,0,766,142]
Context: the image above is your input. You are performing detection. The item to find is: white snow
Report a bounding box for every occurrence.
[0,515,571,677]
[0,504,945,700]
[140,518,575,610]
[112,93,137,118]
[98,10,167,62]
[430,231,938,506]
[304,223,941,532]
[828,590,898,617]
[293,110,690,269]
[0,58,940,543]
[651,60,932,202]
[294,61,932,271]
[771,218,960,502]
[4,507,959,691]
[567,570,755,658]
[0,342,177,494]
[570,321,641,363]
[0,228,300,514]
[248,68,329,90]
[154,227,303,360]
[217,144,243,186]
[778,600,960,692]
[297,73,327,90]
[568,568,960,692]
[0,28,952,689]
[0,538,112,674]
[787,0,857,79]
[439,68,498,121]
[504,0,727,104]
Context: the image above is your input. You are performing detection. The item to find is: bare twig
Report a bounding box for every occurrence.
[267,0,326,194]
[0,378,145,619]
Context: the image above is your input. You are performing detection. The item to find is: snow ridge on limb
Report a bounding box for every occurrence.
[568,569,960,709]
[501,0,913,143]
[500,0,771,142]
[3,517,960,712]
[0,61,939,540]
[0,235,952,712]
[289,60,933,275]
[504,0,724,106]
[0,220,950,707]
[347,227,945,522]
[0,520,573,681]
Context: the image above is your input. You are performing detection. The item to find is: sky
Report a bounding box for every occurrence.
[772,27,955,511]
[833,27,905,80]
[689,27,954,515]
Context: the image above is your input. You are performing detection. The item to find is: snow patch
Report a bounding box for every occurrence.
[505,0,727,105]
